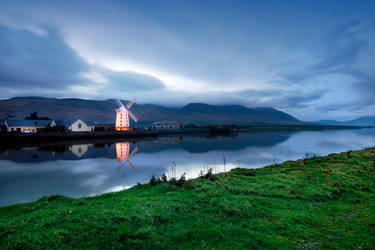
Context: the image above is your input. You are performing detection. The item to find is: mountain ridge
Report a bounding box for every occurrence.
[0,96,303,125]
[315,116,375,126]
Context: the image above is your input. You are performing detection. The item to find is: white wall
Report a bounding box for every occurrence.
[69,119,91,132]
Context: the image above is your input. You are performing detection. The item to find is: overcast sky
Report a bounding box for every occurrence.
[0,0,374,121]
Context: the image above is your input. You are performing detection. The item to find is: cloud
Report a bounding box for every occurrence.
[0,25,87,91]
[237,88,326,109]
[272,19,375,119]
[0,23,168,99]
[0,1,374,120]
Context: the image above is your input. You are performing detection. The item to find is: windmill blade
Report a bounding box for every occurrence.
[116,162,125,171]
[126,97,136,109]
[128,110,138,123]
[115,99,125,108]
[129,146,138,159]
[127,160,137,171]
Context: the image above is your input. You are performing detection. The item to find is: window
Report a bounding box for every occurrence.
[78,123,82,129]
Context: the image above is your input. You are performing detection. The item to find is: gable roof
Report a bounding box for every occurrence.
[56,118,114,126]
[152,121,181,125]
[57,118,87,126]
[7,119,53,127]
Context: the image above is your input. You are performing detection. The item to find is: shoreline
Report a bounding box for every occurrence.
[1,147,374,248]
[0,125,367,147]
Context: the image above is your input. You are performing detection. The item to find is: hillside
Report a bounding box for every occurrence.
[316,116,375,126]
[0,97,302,125]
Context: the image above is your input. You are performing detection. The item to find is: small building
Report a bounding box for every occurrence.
[61,119,92,132]
[6,119,56,133]
[87,120,114,131]
[150,121,183,130]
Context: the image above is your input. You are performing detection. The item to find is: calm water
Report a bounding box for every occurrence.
[1,128,375,206]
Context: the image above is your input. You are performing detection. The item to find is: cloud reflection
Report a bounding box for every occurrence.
[1,129,375,206]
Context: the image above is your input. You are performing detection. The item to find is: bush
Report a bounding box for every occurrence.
[149,175,158,186]
[183,180,194,190]
[161,174,168,182]
[175,173,186,187]
[209,175,218,181]
[204,168,213,179]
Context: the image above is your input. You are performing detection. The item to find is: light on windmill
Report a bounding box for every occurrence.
[115,98,138,131]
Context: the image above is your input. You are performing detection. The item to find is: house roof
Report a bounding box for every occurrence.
[56,118,86,126]
[56,118,114,126]
[152,121,181,125]
[7,119,53,127]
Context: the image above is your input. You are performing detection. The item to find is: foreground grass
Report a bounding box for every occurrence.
[1,148,375,249]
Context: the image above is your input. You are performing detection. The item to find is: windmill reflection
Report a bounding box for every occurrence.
[115,142,138,171]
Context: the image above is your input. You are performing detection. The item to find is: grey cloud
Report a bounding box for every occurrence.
[0,24,167,99]
[237,88,326,109]
[277,20,375,114]
[0,25,88,89]
[102,70,166,92]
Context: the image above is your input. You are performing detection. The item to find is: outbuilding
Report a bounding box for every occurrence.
[151,121,183,130]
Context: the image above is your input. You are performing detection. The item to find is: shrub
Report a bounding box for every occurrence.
[346,150,353,158]
[169,177,177,186]
[243,170,256,176]
[149,175,158,186]
[161,174,168,182]
[175,173,186,187]
[209,175,218,181]
[183,180,194,190]
[204,168,213,179]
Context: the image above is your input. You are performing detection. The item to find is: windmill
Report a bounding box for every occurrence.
[115,98,138,131]
[115,142,138,171]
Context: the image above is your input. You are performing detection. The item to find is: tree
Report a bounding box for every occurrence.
[25,111,51,120]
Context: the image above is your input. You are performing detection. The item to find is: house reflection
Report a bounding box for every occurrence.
[69,144,90,158]
[115,142,138,171]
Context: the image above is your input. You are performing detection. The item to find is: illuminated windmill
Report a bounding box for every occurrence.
[115,98,138,131]
[115,142,138,171]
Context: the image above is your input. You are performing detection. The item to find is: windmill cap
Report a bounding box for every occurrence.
[117,105,127,111]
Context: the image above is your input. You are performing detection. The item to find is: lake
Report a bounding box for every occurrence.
[1,128,375,206]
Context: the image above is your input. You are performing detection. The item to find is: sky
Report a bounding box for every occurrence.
[0,0,374,121]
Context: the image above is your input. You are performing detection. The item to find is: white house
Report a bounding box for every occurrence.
[63,119,93,132]
[6,119,56,133]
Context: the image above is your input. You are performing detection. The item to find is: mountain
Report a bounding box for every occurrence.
[316,116,375,126]
[0,97,302,125]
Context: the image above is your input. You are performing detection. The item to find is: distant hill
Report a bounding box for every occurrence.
[0,97,302,125]
[316,116,375,126]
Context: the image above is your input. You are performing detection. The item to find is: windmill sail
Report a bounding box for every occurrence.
[126,97,136,109]
[116,99,125,108]
[128,110,138,123]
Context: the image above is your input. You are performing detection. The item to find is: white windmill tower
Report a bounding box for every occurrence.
[115,98,138,131]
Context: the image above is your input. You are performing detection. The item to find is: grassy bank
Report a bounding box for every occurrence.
[1,148,374,249]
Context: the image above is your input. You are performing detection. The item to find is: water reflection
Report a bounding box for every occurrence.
[70,144,90,158]
[115,142,138,171]
[1,128,375,206]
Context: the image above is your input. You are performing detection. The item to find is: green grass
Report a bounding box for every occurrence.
[1,148,375,249]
